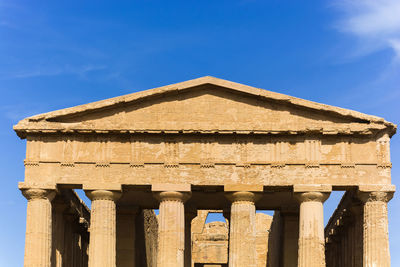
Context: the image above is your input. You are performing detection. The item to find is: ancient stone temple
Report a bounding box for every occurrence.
[14,76,396,267]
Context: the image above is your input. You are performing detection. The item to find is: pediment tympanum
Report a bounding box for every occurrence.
[14,76,395,137]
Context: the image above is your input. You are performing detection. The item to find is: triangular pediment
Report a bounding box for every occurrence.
[14,76,396,138]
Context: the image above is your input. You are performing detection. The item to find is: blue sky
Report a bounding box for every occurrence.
[1,0,399,265]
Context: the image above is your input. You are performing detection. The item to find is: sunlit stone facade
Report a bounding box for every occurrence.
[15,77,396,266]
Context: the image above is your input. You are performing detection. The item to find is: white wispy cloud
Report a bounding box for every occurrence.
[333,0,400,60]
[0,64,107,80]
[329,0,400,114]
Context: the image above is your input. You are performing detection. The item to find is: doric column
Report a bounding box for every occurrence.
[155,191,191,267]
[85,190,121,267]
[226,191,258,267]
[21,188,56,267]
[52,201,68,267]
[184,206,197,267]
[295,187,330,267]
[116,206,138,267]
[357,189,394,267]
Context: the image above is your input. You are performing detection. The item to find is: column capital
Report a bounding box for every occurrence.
[85,189,122,201]
[357,191,394,203]
[295,191,330,203]
[225,191,260,203]
[155,191,191,202]
[21,188,56,202]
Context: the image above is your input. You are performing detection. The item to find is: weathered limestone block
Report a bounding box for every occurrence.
[21,188,56,267]
[156,191,191,267]
[295,189,330,267]
[358,190,394,267]
[192,221,229,265]
[85,190,121,267]
[226,191,258,267]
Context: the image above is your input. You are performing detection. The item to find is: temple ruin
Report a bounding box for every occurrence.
[14,76,396,267]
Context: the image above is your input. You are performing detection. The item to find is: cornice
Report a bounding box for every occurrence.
[13,124,391,139]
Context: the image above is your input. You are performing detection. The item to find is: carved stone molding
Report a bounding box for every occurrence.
[357,191,394,203]
[95,162,110,168]
[155,191,191,203]
[225,191,260,204]
[305,163,320,168]
[341,163,355,168]
[60,162,75,167]
[271,163,285,168]
[24,160,40,167]
[85,190,122,202]
[200,162,215,168]
[21,188,56,201]
[163,163,179,168]
[295,191,330,203]
[377,163,392,169]
[129,162,144,168]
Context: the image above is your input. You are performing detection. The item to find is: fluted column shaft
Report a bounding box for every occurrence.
[156,191,191,267]
[22,188,56,267]
[296,191,330,267]
[85,190,121,267]
[358,191,393,267]
[226,191,258,267]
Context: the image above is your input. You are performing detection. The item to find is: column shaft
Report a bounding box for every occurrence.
[22,189,56,267]
[86,190,121,267]
[157,191,190,267]
[358,191,393,267]
[227,191,257,267]
[296,191,330,267]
